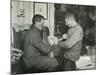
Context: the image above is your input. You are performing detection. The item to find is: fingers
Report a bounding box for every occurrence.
[12,48,23,55]
[11,48,23,63]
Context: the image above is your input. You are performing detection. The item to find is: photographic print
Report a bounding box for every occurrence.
[11,0,96,74]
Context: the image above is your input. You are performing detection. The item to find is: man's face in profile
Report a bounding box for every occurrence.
[40,19,45,28]
[36,19,45,30]
[65,15,75,27]
[65,17,71,27]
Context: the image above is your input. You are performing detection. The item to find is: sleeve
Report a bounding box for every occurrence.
[58,28,83,49]
[30,32,53,54]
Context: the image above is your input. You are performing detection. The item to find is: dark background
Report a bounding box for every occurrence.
[54,4,96,55]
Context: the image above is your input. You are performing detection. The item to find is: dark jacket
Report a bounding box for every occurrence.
[23,26,52,60]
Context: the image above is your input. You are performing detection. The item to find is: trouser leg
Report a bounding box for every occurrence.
[24,56,58,72]
[53,46,65,71]
[64,59,76,71]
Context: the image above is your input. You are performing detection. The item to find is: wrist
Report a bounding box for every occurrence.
[49,51,54,58]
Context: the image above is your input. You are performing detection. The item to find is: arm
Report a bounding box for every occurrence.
[30,32,53,54]
[58,28,83,49]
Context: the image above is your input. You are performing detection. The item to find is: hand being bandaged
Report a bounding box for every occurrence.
[48,36,59,46]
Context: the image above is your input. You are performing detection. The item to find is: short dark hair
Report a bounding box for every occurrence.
[65,12,78,22]
[65,12,75,19]
[32,14,45,24]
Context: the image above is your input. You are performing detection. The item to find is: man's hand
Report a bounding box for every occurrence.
[11,48,23,64]
[48,36,59,45]
[58,41,66,48]
[62,34,68,39]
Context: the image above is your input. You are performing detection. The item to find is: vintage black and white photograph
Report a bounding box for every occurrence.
[11,0,96,74]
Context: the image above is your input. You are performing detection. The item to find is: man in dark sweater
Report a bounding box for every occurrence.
[23,14,58,72]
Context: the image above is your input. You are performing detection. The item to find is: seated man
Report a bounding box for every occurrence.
[57,12,83,71]
[23,14,58,73]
